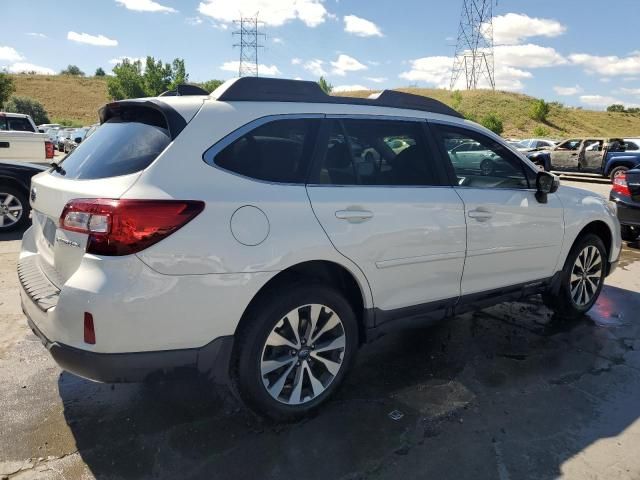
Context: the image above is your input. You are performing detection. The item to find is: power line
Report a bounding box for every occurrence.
[233,15,265,77]
[450,0,496,90]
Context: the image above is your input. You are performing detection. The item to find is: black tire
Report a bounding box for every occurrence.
[0,185,30,233]
[621,225,640,242]
[543,234,607,319]
[609,165,629,182]
[233,283,358,421]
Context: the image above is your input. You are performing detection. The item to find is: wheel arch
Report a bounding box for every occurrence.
[571,220,613,267]
[234,260,371,344]
[0,175,30,196]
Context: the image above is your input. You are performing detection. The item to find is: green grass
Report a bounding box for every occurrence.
[9,74,640,137]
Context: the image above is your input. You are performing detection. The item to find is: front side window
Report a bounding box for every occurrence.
[556,139,581,151]
[213,118,320,183]
[433,124,534,189]
[314,118,436,186]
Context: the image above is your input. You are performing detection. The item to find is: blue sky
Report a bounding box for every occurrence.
[2,0,640,109]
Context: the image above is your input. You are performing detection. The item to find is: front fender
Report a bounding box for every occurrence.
[554,185,621,269]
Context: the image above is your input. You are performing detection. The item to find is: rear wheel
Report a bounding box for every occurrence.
[480,158,495,175]
[0,186,29,232]
[233,283,358,420]
[609,166,629,182]
[621,225,640,242]
[543,234,606,319]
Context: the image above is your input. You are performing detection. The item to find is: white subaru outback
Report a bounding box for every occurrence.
[19,78,621,420]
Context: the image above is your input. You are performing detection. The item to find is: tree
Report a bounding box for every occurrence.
[61,65,85,76]
[533,125,550,137]
[107,56,190,99]
[143,56,173,96]
[169,58,188,89]
[318,76,333,94]
[0,73,16,109]
[107,59,146,100]
[607,104,626,113]
[95,67,106,77]
[480,112,503,135]
[4,96,50,124]
[198,79,224,93]
[529,99,550,122]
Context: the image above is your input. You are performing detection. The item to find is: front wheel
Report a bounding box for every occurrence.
[233,283,358,420]
[543,234,606,319]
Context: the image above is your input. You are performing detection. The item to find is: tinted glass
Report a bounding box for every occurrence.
[315,119,436,186]
[214,118,319,183]
[434,124,534,189]
[3,117,35,132]
[54,115,170,180]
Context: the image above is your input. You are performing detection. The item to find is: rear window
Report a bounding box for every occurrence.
[0,116,35,132]
[54,110,170,180]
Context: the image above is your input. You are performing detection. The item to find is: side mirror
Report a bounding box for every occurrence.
[74,137,82,143]
[535,171,559,203]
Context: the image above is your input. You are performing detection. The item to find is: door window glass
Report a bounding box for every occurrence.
[434,124,534,189]
[315,119,436,186]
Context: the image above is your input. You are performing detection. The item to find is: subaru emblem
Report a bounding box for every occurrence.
[30,187,37,202]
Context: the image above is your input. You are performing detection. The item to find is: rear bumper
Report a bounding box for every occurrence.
[25,311,233,384]
[610,192,640,226]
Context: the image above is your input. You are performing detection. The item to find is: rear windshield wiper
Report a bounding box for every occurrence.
[50,161,66,175]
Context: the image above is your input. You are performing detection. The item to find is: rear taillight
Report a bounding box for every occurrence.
[612,173,631,197]
[59,199,205,256]
[45,141,54,159]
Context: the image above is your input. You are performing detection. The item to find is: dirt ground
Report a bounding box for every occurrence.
[1,179,639,480]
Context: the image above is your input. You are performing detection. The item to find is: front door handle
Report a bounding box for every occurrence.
[335,209,373,223]
[468,209,494,221]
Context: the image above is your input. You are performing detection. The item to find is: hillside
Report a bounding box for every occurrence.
[9,74,640,137]
[11,74,108,125]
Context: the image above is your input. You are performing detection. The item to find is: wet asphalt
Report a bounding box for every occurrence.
[1,180,640,479]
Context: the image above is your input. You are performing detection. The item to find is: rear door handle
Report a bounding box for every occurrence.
[335,209,374,223]
[468,209,494,221]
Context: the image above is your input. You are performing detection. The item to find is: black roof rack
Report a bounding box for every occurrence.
[159,84,210,97]
[214,77,463,118]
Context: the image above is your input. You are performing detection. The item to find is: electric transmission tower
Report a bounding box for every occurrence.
[450,0,496,90]
[233,15,265,77]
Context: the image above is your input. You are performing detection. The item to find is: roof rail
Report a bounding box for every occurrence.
[213,77,463,118]
[159,84,210,97]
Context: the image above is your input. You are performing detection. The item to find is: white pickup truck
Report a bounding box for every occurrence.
[0,113,54,163]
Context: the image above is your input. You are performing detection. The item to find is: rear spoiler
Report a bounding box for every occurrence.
[98,99,187,139]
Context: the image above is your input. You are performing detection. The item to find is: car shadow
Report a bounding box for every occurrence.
[0,228,26,242]
[58,283,640,480]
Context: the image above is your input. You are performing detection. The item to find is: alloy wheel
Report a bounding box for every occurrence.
[570,245,603,307]
[0,193,23,229]
[260,304,346,405]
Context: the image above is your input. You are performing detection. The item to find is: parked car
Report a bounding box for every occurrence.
[37,123,61,133]
[0,160,48,232]
[513,138,557,152]
[609,166,640,241]
[529,137,640,181]
[62,127,89,153]
[56,128,75,151]
[0,113,54,163]
[19,77,621,420]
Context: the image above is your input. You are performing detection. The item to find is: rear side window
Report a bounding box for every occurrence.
[54,109,170,180]
[313,118,437,186]
[211,118,320,183]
